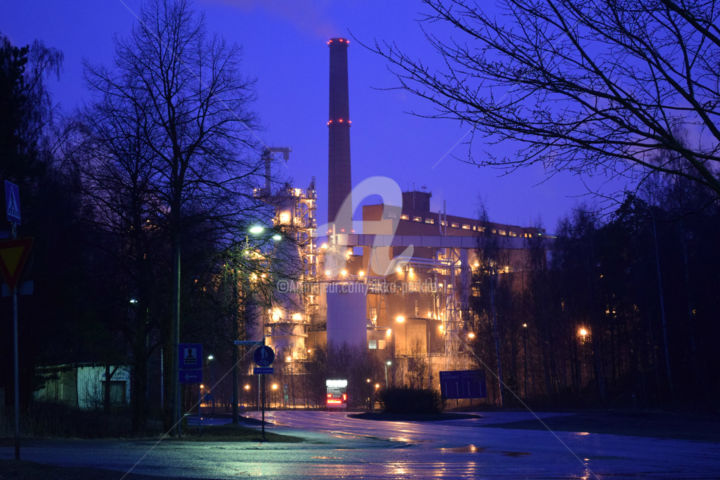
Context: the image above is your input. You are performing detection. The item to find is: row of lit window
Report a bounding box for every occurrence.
[399,213,537,238]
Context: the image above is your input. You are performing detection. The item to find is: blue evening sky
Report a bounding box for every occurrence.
[1,0,617,232]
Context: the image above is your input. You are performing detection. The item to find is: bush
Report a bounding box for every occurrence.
[379,387,443,414]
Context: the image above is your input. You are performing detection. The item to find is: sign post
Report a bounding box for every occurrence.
[3,180,23,461]
[253,344,275,441]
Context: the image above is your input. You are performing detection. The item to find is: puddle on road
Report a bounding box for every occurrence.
[439,444,532,458]
[500,451,531,457]
[440,444,487,454]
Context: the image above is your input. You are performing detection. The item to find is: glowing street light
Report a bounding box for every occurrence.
[207,354,214,361]
[243,384,251,391]
[384,360,392,388]
[248,224,265,236]
[578,327,589,339]
[272,233,282,242]
[271,383,279,391]
[129,298,139,304]
[468,332,476,340]
[395,315,406,324]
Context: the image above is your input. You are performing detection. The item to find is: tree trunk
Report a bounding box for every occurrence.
[650,212,673,395]
[489,273,504,406]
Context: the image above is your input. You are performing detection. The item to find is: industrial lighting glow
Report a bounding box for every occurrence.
[395,266,403,274]
[340,269,348,277]
[386,328,392,338]
[325,269,332,277]
[271,383,279,391]
[366,378,371,383]
[272,233,282,241]
[358,270,365,277]
[395,315,406,324]
[374,383,381,390]
[438,324,444,333]
[578,327,589,338]
[291,312,303,321]
[207,354,214,361]
[386,360,392,366]
[243,384,250,391]
[320,242,328,250]
[468,332,476,340]
[522,323,528,328]
[248,225,265,235]
[278,211,291,224]
[129,298,138,304]
[285,355,292,362]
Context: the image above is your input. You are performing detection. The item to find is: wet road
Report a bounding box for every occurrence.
[2,410,720,479]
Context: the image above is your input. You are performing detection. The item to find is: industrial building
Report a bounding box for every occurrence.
[249,37,547,394]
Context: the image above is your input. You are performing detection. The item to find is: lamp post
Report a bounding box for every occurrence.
[522,322,528,397]
[384,360,392,388]
[231,224,269,424]
[206,354,215,415]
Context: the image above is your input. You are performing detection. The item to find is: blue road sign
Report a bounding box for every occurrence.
[253,367,274,375]
[179,343,203,369]
[179,369,203,384]
[253,345,275,367]
[439,370,487,399]
[4,181,20,225]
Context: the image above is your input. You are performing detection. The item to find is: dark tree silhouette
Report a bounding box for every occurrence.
[373,0,720,196]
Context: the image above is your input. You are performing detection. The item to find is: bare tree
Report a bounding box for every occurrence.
[373,0,720,196]
[84,0,261,432]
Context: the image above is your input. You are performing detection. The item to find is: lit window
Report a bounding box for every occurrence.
[400,214,410,221]
[462,224,471,230]
[472,225,477,231]
[425,218,435,224]
[441,220,447,226]
[451,223,459,228]
[498,229,507,236]
[413,216,422,222]
[368,339,377,350]
[377,339,386,350]
[491,229,497,234]
[478,226,485,232]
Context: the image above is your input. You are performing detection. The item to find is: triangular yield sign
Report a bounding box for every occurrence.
[0,238,33,290]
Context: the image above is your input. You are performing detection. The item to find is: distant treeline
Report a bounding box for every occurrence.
[471,180,720,410]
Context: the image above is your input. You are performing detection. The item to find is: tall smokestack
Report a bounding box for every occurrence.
[328,37,352,233]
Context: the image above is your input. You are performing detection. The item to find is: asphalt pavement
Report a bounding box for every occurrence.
[1,410,719,479]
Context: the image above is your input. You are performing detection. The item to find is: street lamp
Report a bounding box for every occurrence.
[384,360,392,388]
[248,224,265,236]
[272,233,282,242]
[578,327,589,339]
[207,354,214,361]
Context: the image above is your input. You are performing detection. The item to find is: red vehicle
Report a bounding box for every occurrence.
[325,379,348,408]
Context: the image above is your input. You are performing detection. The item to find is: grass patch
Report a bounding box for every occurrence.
[482,411,720,442]
[181,423,303,442]
[350,412,481,422]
